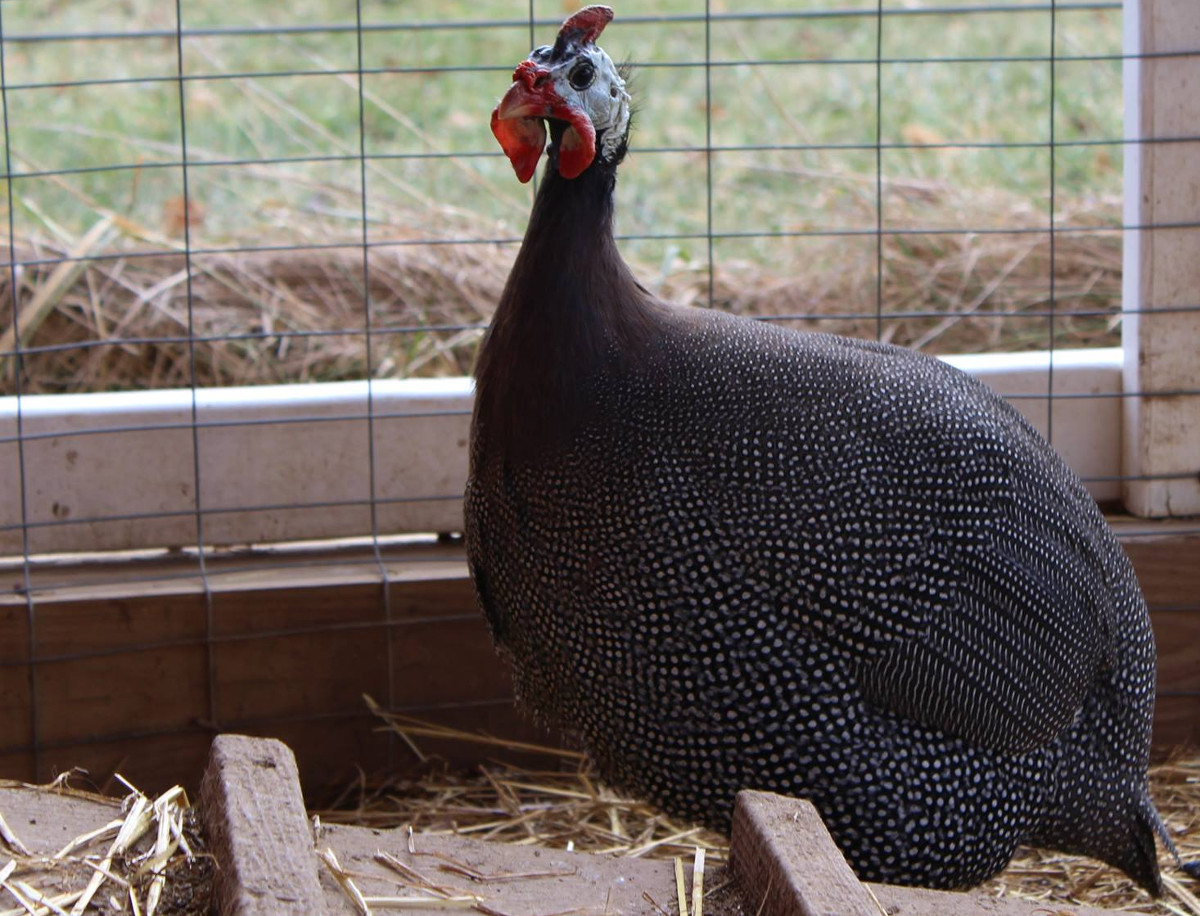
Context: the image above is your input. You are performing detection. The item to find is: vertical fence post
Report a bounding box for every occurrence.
[1121,0,1200,517]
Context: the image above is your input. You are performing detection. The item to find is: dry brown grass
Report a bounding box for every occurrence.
[0,187,1121,396]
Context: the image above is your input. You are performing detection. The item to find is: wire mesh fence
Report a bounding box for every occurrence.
[0,0,1197,787]
[1,0,1135,397]
[0,0,1146,557]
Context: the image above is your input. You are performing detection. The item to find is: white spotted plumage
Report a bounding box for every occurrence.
[468,308,1162,890]
[467,7,1164,893]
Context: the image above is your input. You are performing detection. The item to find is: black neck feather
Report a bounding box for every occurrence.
[473,127,657,461]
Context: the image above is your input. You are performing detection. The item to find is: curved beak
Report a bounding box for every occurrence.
[491,62,597,182]
[491,66,553,184]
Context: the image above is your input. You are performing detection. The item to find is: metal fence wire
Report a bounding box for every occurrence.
[0,2,1198,780]
[0,2,1143,388]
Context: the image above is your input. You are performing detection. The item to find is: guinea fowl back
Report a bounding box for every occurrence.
[466,5,1164,893]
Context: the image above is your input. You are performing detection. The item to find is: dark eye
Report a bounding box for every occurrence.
[568,61,595,91]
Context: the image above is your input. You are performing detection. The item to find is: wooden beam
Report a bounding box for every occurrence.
[729,790,1117,916]
[730,791,880,916]
[1121,0,1200,516]
[202,736,682,916]
[200,734,331,916]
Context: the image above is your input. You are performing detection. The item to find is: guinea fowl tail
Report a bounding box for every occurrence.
[1127,790,1165,896]
[1145,788,1200,884]
[1030,760,1163,893]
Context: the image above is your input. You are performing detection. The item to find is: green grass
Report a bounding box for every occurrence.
[0,0,1126,390]
[1,1,1123,232]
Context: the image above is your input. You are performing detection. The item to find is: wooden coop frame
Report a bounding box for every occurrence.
[1,0,1199,797]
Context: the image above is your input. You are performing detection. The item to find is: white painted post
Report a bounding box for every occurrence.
[1122,0,1200,517]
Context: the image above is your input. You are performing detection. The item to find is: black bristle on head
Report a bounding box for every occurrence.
[618,62,637,128]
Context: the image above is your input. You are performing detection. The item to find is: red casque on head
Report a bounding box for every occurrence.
[490,6,614,182]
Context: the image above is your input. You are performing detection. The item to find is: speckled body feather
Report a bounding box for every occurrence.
[468,23,1162,891]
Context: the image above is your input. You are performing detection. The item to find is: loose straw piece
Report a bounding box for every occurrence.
[674,857,688,916]
[641,891,670,916]
[361,897,476,909]
[0,888,83,916]
[690,848,705,916]
[68,794,152,916]
[11,881,70,916]
[366,696,587,762]
[0,813,31,858]
[319,847,372,916]
[374,851,474,903]
[53,820,125,860]
[0,880,36,916]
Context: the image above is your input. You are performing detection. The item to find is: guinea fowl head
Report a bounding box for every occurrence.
[491,5,631,182]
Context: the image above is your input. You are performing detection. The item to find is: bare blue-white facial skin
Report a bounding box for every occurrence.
[528,40,630,165]
[492,5,630,181]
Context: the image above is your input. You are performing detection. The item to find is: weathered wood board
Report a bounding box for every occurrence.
[731,791,1119,916]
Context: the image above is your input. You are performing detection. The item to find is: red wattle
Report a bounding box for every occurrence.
[554,110,597,180]
[492,70,598,182]
[491,106,546,184]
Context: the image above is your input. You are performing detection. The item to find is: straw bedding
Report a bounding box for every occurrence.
[1,725,1195,915]
[314,709,1200,916]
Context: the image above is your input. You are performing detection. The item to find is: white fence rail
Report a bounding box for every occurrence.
[0,350,1122,556]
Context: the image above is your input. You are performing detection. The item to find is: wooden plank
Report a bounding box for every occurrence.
[199,734,331,916]
[869,882,1116,916]
[1117,527,1200,610]
[210,582,390,726]
[0,784,122,855]
[213,627,389,724]
[319,821,677,916]
[0,750,34,783]
[730,790,1117,916]
[0,603,31,760]
[730,790,880,916]
[32,592,208,657]
[0,664,32,761]
[211,581,384,637]
[391,616,514,708]
[230,717,389,804]
[29,730,214,796]
[386,574,476,618]
[1155,610,1200,693]
[24,595,208,755]
[0,603,30,664]
[35,644,208,746]
[1,538,465,606]
[1121,0,1200,517]
[1154,696,1200,751]
[1,530,1196,799]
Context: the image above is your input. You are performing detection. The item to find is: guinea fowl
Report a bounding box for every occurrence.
[466,5,1167,891]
